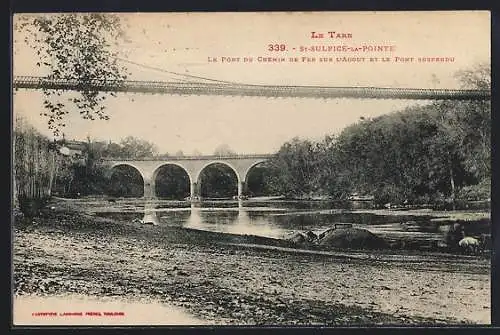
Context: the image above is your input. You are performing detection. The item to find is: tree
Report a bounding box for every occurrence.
[157,152,171,159]
[214,144,235,156]
[118,136,158,159]
[108,165,144,198]
[155,166,190,199]
[14,116,58,217]
[266,137,321,198]
[199,164,238,198]
[454,62,490,90]
[246,162,275,197]
[432,63,491,204]
[453,62,491,180]
[14,13,129,136]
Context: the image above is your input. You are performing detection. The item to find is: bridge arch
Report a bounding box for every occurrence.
[109,162,145,178]
[196,161,241,199]
[243,159,271,197]
[104,155,275,200]
[195,161,241,184]
[152,163,193,185]
[108,163,145,198]
[152,163,193,199]
[243,159,269,183]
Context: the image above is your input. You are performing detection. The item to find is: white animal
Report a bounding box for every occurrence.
[458,237,481,255]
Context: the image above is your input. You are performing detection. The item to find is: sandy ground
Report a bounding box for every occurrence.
[12,207,491,326]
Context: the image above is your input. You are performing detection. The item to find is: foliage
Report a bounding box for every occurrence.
[15,13,128,136]
[265,138,322,197]
[265,63,490,205]
[51,136,157,197]
[213,144,235,156]
[455,178,491,202]
[111,136,158,159]
[155,166,190,199]
[454,63,490,90]
[246,164,275,197]
[199,164,238,198]
[108,165,144,198]
[14,116,57,217]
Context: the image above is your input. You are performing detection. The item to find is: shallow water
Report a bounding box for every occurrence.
[86,199,490,250]
[13,294,212,325]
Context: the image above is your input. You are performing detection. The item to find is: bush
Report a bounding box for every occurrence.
[373,184,406,207]
[18,195,49,219]
[456,178,491,201]
[445,223,464,251]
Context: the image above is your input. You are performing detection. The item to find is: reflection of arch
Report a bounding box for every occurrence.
[195,161,241,183]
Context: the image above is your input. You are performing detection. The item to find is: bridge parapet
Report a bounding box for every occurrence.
[101,154,275,161]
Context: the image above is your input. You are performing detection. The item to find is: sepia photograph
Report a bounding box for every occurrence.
[11,11,491,326]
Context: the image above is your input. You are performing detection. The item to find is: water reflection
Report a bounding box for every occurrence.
[141,202,160,225]
[238,207,249,221]
[185,203,202,227]
[184,205,284,238]
[91,199,490,250]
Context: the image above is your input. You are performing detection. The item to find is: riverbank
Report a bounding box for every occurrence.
[12,201,491,325]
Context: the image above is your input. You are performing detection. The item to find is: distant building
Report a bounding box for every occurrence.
[58,140,87,157]
[347,193,375,201]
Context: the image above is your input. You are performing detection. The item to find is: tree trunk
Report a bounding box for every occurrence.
[48,151,57,196]
[449,159,456,210]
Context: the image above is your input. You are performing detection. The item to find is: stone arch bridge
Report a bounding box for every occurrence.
[102,154,273,200]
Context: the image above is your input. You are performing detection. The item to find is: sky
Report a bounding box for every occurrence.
[12,11,490,155]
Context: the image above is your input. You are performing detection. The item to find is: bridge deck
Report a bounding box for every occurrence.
[13,76,490,100]
[101,154,274,161]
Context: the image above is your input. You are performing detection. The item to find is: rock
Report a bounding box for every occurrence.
[318,228,336,240]
[304,230,318,243]
[318,227,387,250]
[286,232,306,245]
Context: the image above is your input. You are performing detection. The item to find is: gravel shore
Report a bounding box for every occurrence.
[12,204,491,326]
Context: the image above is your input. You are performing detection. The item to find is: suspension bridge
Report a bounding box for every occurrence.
[12,55,490,100]
[12,75,490,101]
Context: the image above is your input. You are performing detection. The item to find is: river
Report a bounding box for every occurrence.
[81,198,491,252]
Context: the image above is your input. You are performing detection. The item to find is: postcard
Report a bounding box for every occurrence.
[12,11,491,326]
